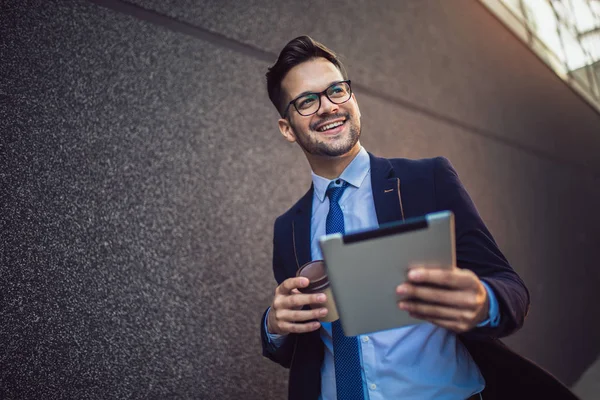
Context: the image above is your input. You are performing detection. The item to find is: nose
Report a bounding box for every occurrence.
[317,93,339,116]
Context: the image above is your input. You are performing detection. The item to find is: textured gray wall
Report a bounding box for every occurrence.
[2,0,599,399]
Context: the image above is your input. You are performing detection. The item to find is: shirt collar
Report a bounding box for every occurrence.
[312,146,371,203]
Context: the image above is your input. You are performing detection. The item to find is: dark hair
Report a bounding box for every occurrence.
[266,36,347,117]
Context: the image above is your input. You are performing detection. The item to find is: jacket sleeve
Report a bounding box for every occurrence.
[433,157,530,339]
[260,217,298,368]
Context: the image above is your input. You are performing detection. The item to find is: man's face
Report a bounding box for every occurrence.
[278,58,361,157]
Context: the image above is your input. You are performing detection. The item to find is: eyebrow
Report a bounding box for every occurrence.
[290,80,344,102]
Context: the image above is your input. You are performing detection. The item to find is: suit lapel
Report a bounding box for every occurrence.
[369,153,405,225]
[292,185,313,270]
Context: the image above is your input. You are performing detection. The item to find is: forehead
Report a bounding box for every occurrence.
[281,58,344,100]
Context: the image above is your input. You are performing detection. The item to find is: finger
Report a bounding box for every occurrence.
[276,307,328,322]
[407,268,475,289]
[278,320,322,334]
[398,300,477,323]
[408,263,443,271]
[396,284,479,309]
[275,292,326,310]
[278,277,310,295]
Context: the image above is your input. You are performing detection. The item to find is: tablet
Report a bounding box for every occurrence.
[318,210,456,336]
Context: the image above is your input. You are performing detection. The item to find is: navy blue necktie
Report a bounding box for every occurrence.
[326,180,365,400]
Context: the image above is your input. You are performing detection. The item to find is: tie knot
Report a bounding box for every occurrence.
[326,180,349,204]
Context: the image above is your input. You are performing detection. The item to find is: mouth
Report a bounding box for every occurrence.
[315,118,346,133]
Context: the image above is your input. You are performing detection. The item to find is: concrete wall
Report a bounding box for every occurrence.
[2,0,599,398]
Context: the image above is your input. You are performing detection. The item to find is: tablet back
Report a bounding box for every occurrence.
[319,211,455,336]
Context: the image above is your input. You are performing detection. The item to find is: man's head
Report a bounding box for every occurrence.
[266,36,361,158]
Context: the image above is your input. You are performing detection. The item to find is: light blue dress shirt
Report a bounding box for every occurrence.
[267,147,500,400]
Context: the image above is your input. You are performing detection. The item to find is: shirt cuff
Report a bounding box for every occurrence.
[476,281,501,328]
[265,307,288,347]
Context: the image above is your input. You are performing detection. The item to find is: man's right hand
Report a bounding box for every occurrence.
[266,276,328,335]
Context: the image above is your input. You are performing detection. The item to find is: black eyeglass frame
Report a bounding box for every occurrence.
[283,80,353,118]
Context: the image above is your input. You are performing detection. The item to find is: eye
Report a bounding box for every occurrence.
[328,83,349,97]
[297,95,317,109]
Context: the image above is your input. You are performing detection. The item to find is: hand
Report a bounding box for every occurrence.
[267,277,328,335]
[396,265,489,333]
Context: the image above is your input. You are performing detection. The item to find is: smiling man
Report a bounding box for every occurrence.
[259,36,573,400]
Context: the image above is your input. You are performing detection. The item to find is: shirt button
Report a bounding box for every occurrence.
[370,383,377,390]
[362,336,369,342]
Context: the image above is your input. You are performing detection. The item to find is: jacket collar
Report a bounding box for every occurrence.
[369,152,405,225]
[291,185,313,269]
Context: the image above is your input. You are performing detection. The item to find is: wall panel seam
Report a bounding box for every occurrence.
[87,0,600,178]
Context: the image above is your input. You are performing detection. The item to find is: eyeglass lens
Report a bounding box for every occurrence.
[294,81,351,116]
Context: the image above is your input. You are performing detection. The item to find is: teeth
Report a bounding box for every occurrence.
[318,121,344,132]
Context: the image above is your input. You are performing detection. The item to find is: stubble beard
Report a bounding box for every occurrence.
[292,115,361,157]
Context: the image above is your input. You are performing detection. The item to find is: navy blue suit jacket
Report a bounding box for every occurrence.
[261,154,576,400]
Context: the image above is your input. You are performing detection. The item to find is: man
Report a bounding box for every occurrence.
[260,36,575,400]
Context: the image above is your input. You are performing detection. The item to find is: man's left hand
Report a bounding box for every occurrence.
[396,266,489,333]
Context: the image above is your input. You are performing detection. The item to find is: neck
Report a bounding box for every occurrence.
[306,143,361,180]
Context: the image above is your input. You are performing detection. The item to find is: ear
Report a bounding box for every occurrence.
[278,118,297,143]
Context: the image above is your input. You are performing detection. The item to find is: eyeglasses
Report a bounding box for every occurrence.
[284,80,352,117]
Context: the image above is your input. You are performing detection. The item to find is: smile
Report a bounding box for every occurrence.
[316,120,345,132]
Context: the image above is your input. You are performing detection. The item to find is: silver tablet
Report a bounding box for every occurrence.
[318,211,456,336]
